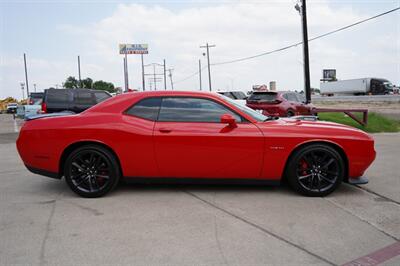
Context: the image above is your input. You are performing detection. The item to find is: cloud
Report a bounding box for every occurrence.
[1,0,399,99]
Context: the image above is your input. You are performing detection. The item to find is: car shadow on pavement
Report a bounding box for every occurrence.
[27,175,362,199]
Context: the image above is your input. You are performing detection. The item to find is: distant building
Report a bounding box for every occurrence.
[252,84,268,91]
[269,81,276,91]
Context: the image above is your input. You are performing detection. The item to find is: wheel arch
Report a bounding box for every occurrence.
[59,141,123,178]
[283,140,349,181]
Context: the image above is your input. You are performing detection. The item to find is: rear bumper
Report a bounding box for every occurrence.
[25,165,61,179]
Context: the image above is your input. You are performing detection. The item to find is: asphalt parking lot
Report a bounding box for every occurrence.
[0,114,399,265]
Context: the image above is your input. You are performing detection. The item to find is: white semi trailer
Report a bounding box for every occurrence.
[320,78,393,96]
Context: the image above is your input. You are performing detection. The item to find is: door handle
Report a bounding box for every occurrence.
[159,128,172,133]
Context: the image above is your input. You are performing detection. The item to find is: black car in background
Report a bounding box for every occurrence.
[42,88,112,113]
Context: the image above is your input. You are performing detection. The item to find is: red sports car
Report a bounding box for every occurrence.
[246,91,315,117]
[16,91,375,197]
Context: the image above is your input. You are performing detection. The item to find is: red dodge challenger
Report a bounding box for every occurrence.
[16,91,376,197]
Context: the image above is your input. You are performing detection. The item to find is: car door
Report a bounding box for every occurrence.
[153,97,264,179]
[286,93,300,114]
[294,93,310,115]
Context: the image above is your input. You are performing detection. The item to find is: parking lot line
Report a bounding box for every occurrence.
[342,241,400,266]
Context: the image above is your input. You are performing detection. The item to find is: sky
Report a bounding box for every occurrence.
[0,0,399,99]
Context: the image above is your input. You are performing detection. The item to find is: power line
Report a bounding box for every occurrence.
[175,66,207,84]
[212,6,399,66]
[173,6,399,83]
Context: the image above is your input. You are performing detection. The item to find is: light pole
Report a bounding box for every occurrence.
[20,83,25,99]
[163,59,167,90]
[77,56,82,87]
[198,59,202,91]
[23,53,29,98]
[33,83,37,92]
[200,43,215,91]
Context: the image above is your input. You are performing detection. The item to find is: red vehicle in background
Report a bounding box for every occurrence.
[246,91,315,117]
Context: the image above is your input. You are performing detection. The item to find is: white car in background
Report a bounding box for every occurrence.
[216,90,248,106]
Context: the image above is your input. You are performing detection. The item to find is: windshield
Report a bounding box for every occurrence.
[383,82,394,90]
[231,91,247,100]
[248,92,277,102]
[217,94,268,122]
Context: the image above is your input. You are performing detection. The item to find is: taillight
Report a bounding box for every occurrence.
[41,102,47,113]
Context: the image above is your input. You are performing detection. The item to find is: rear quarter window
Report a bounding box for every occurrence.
[46,90,69,103]
[125,97,161,121]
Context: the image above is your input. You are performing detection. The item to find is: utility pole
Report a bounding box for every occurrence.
[77,55,82,87]
[144,62,164,90]
[153,64,157,90]
[23,53,29,98]
[200,43,215,91]
[163,59,167,90]
[141,54,145,91]
[198,59,202,91]
[167,69,174,90]
[297,0,312,103]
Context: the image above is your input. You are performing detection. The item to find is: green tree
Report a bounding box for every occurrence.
[92,80,116,93]
[81,78,93,89]
[64,76,79,88]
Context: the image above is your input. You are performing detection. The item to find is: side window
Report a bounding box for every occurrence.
[47,91,69,103]
[158,97,242,123]
[296,93,306,103]
[125,97,161,121]
[282,93,289,100]
[94,92,111,103]
[75,91,94,105]
[287,93,297,102]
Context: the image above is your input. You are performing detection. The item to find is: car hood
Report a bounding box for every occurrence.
[256,117,373,140]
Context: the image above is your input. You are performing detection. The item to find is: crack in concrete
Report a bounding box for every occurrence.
[352,184,400,206]
[183,190,336,266]
[212,192,229,266]
[39,199,56,266]
[39,193,63,266]
[324,198,399,242]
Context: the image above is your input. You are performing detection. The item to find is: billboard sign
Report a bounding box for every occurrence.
[119,44,148,54]
[322,69,336,81]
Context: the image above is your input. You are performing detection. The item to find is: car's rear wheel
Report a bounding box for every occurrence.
[286,144,344,197]
[64,145,120,198]
[286,110,295,117]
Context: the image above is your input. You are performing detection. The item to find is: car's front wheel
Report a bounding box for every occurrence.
[64,145,120,197]
[286,144,344,197]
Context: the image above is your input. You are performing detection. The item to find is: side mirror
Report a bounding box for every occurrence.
[220,114,237,127]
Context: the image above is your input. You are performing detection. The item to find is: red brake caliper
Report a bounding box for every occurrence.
[300,159,308,176]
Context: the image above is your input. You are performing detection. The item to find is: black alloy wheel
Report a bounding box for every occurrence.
[64,145,120,197]
[287,110,295,117]
[286,144,344,197]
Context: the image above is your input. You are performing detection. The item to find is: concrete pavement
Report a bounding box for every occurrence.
[0,114,399,265]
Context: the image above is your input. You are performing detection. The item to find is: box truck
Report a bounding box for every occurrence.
[320,78,394,96]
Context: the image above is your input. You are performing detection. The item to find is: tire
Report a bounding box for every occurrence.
[286,110,295,117]
[64,145,120,198]
[285,144,344,197]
